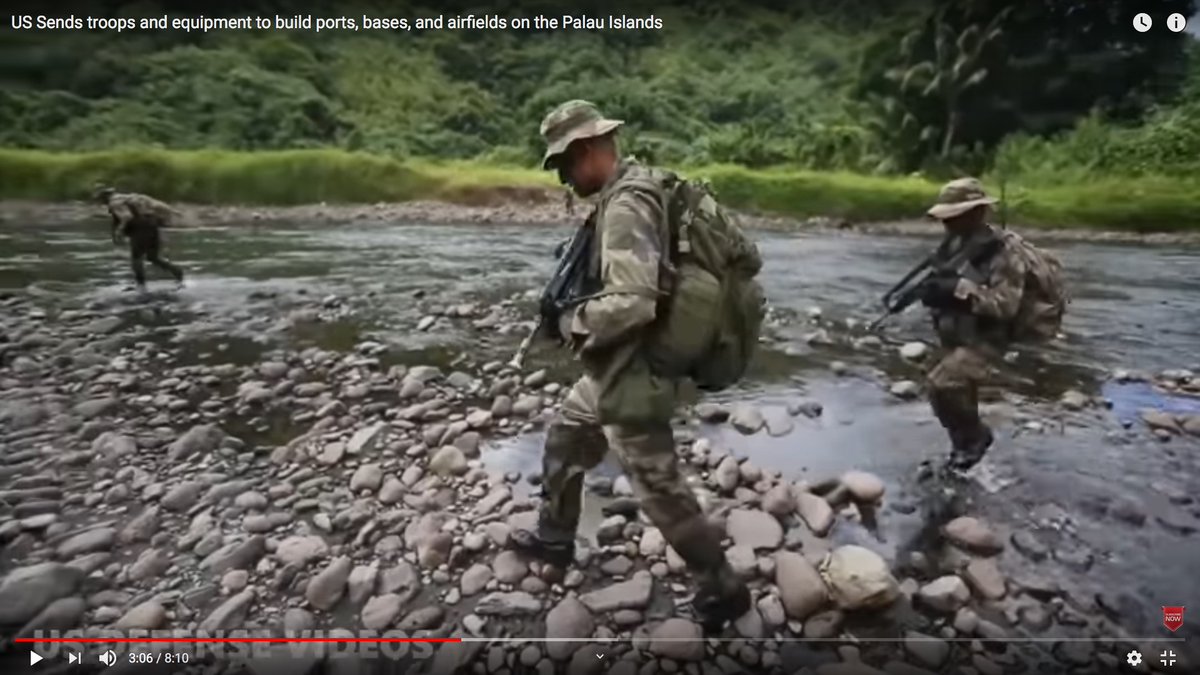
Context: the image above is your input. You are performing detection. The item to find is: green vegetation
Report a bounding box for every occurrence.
[5,147,1195,231]
[2,0,1199,229]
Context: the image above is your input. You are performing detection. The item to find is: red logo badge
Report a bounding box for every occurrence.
[1163,606,1185,632]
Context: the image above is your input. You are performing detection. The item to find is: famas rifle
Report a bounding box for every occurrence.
[507,221,595,369]
[868,232,1002,332]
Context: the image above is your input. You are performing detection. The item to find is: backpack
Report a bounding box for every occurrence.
[999,230,1068,342]
[632,172,766,391]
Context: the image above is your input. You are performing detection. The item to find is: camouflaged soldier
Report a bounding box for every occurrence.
[93,185,185,291]
[920,178,1065,470]
[509,100,753,632]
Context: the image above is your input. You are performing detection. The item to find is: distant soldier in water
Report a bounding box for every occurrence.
[93,185,185,291]
[564,188,575,216]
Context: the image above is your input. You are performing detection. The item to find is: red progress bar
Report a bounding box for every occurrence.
[14,634,463,638]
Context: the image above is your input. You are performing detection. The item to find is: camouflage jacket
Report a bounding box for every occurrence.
[567,159,670,355]
[107,192,176,235]
[932,223,1026,348]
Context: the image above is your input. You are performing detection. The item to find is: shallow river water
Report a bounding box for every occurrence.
[2,218,1198,654]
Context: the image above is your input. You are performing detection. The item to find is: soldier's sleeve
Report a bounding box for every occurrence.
[108,198,134,228]
[576,189,665,351]
[953,246,1027,320]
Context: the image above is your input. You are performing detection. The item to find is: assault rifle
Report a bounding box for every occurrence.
[507,221,595,369]
[867,232,1002,332]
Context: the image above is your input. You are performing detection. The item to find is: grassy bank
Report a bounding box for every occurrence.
[2,148,1198,232]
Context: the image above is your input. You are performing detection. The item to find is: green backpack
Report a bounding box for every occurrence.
[634,172,766,391]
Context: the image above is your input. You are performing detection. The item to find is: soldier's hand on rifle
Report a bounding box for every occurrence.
[919,276,962,308]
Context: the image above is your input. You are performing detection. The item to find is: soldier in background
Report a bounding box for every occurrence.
[93,185,185,291]
[919,178,1065,471]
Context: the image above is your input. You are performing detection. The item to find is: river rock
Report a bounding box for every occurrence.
[461,564,492,596]
[546,596,595,661]
[730,405,766,434]
[1060,390,1088,410]
[727,509,783,550]
[475,591,541,616]
[796,492,834,536]
[114,601,166,630]
[890,381,920,399]
[57,527,115,558]
[306,556,352,610]
[199,589,255,632]
[579,571,653,612]
[943,517,1003,555]
[361,594,403,630]
[350,463,383,491]
[899,342,929,361]
[168,424,225,461]
[840,470,885,502]
[695,403,730,423]
[916,575,971,613]
[762,485,795,517]
[819,545,899,610]
[161,481,204,512]
[201,536,265,575]
[774,551,827,620]
[1011,530,1049,560]
[429,446,468,476]
[714,456,741,493]
[493,551,529,583]
[649,618,705,661]
[347,422,389,454]
[0,562,84,627]
[639,527,666,557]
[19,596,86,633]
[963,558,1006,600]
[1109,496,1147,525]
[276,535,329,566]
[1142,409,1182,434]
[904,631,949,669]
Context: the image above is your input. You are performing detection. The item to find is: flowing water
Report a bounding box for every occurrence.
[2,218,1199,646]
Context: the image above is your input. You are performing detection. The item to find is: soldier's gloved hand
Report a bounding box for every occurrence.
[553,238,569,259]
[920,276,962,308]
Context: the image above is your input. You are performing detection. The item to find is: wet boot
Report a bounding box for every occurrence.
[508,529,575,568]
[670,516,751,633]
[930,387,991,472]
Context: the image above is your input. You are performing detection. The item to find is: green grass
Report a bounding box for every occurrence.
[2,148,1198,232]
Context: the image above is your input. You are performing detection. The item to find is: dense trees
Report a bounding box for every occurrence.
[0,0,1196,176]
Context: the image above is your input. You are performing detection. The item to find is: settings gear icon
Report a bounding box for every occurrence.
[1127,650,1143,667]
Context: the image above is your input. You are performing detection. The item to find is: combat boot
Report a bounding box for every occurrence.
[693,571,752,633]
[947,423,993,471]
[508,529,575,568]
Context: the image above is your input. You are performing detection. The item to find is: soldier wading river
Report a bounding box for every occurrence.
[0,165,1198,671]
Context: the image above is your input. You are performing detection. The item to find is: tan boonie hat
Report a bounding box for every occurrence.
[539,100,624,170]
[926,177,999,220]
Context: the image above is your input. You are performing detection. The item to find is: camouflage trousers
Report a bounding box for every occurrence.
[537,374,730,585]
[127,221,183,287]
[926,345,999,447]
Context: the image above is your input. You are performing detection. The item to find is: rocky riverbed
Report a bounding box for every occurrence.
[1,216,1198,674]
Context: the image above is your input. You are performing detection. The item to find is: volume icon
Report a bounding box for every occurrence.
[99,650,117,667]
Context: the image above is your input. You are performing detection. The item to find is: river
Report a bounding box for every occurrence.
[1,218,1197,669]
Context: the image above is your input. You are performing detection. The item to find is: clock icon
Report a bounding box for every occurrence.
[1133,13,1152,33]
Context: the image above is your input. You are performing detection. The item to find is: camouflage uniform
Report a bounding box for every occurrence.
[95,187,184,288]
[923,179,1027,466]
[518,100,748,629]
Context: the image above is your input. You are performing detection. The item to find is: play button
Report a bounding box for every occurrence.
[30,651,43,666]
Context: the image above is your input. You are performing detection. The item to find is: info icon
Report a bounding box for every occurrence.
[1167,13,1187,33]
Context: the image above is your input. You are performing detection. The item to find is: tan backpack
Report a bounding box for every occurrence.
[1000,230,1069,341]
